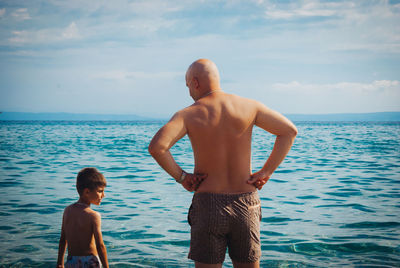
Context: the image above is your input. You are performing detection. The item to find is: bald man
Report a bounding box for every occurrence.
[149,59,297,268]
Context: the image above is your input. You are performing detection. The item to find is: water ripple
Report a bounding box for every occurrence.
[341,221,400,229]
[1,121,399,267]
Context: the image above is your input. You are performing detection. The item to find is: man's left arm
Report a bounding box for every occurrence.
[148,111,206,191]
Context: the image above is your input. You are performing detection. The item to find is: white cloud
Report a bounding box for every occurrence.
[11,8,31,20]
[328,42,400,54]
[129,17,177,34]
[47,0,183,17]
[62,22,80,39]
[264,0,354,19]
[259,0,400,54]
[271,80,400,94]
[250,80,400,113]
[8,22,80,44]
[8,31,27,43]
[129,0,183,15]
[0,8,5,17]
[93,70,182,81]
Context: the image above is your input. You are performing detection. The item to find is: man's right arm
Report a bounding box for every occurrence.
[247,102,298,189]
[148,111,188,180]
[148,111,206,192]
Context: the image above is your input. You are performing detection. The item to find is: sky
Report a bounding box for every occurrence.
[0,0,399,118]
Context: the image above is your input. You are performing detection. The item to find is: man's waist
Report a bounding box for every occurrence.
[194,177,256,194]
[191,190,260,207]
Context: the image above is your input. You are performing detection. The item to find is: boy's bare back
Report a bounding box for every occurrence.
[57,167,108,268]
[62,203,100,256]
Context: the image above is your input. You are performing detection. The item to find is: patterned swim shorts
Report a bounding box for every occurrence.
[188,191,262,264]
[65,254,101,268]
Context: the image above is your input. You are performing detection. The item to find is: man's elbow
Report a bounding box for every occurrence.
[148,143,157,157]
[290,125,298,138]
[148,142,166,157]
[281,125,298,139]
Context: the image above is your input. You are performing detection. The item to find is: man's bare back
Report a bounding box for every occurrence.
[149,78,297,194]
[181,91,258,193]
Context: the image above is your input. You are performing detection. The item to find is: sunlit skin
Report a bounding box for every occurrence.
[149,59,297,268]
[57,186,109,268]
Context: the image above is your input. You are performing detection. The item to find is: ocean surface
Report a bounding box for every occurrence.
[0,121,399,267]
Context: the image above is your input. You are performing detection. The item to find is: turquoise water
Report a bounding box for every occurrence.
[0,121,399,267]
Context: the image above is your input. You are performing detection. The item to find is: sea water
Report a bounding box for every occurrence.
[0,121,399,267]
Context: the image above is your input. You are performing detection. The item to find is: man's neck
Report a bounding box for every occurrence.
[198,89,222,99]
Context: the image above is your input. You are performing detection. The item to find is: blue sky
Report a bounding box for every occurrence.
[0,0,399,118]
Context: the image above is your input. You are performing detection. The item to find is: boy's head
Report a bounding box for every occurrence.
[76,167,107,196]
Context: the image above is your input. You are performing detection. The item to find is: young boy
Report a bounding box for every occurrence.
[57,167,109,268]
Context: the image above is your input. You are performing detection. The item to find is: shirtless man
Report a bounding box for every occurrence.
[148,59,297,268]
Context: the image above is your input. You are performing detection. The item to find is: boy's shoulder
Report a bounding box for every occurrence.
[64,203,100,219]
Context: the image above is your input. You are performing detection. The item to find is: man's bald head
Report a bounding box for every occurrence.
[186,59,221,94]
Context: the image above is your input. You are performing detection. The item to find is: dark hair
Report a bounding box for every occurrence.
[76,167,107,195]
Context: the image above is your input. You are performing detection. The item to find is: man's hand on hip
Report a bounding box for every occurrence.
[247,170,271,190]
[181,173,207,192]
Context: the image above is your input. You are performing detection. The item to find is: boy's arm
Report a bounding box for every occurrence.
[57,213,67,267]
[93,212,109,268]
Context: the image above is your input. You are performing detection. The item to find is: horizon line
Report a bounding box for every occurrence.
[1,111,400,115]
[1,111,400,122]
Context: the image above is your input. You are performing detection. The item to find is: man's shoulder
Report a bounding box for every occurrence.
[224,93,263,111]
[175,103,202,118]
[231,93,260,103]
[173,93,264,120]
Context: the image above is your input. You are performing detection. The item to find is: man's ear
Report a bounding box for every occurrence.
[193,77,200,89]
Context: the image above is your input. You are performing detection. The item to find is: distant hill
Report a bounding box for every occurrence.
[0,111,399,121]
[286,112,400,122]
[0,112,154,121]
